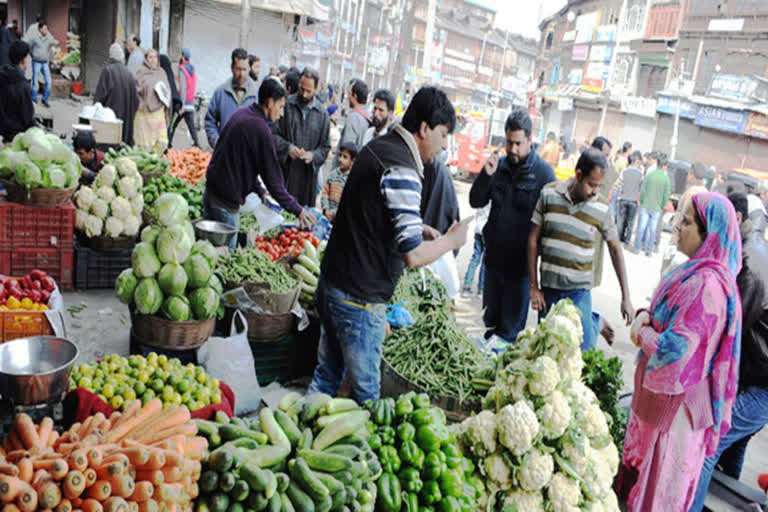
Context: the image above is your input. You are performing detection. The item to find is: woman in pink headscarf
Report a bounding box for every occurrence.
[617,192,742,511]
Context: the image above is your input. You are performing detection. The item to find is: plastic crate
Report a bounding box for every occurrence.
[0,201,75,251]
[0,248,74,291]
[0,310,54,342]
[74,243,132,289]
[249,333,301,385]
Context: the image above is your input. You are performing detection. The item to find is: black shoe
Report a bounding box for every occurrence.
[42,100,50,108]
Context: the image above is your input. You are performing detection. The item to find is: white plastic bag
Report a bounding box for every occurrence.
[427,251,460,300]
[197,311,261,415]
[44,285,66,338]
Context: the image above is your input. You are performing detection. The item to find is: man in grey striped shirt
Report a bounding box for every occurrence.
[527,147,634,350]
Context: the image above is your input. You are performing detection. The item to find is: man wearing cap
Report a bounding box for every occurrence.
[94,42,139,146]
[168,48,200,148]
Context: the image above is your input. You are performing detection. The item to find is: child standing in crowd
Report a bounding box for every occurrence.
[462,204,490,296]
[321,141,356,222]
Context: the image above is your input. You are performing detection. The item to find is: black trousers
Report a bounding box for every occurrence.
[168,111,200,148]
[617,199,638,244]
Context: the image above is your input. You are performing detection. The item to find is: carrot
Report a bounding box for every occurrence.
[0,476,26,503]
[135,451,165,472]
[81,499,102,512]
[129,482,153,503]
[37,418,54,449]
[70,498,82,509]
[47,432,59,449]
[137,500,157,512]
[6,432,22,453]
[128,502,138,512]
[155,484,184,504]
[32,459,69,480]
[85,480,111,501]
[106,476,134,499]
[86,448,103,469]
[3,452,29,464]
[103,497,128,512]
[182,438,206,461]
[2,503,20,512]
[106,401,163,444]
[117,448,149,468]
[36,480,62,509]
[159,467,181,484]
[62,471,86,500]
[113,402,140,430]
[101,455,129,470]
[12,416,39,451]
[56,498,72,512]
[82,414,106,440]
[139,422,195,446]
[67,450,88,473]
[94,463,123,481]
[133,471,163,487]
[83,469,97,488]
[14,482,36,512]
[56,444,77,457]
[0,465,19,478]
[77,418,95,440]
[16,459,32,484]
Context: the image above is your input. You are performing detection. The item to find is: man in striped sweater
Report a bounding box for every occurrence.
[527,147,634,350]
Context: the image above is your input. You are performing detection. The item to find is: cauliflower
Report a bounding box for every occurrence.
[90,197,109,219]
[519,448,554,492]
[96,164,117,187]
[502,489,545,512]
[579,403,610,447]
[583,455,613,501]
[130,194,144,215]
[595,442,619,476]
[494,359,529,406]
[75,208,88,232]
[104,217,124,238]
[96,185,116,203]
[84,214,103,238]
[547,473,582,512]
[600,491,621,512]
[461,410,497,457]
[528,355,560,396]
[561,435,592,477]
[123,216,141,237]
[537,390,572,439]
[74,186,96,211]
[115,156,138,177]
[497,401,539,456]
[483,453,511,490]
[583,500,606,512]
[557,348,584,381]
[566,381,599,411]
[544,300,583,352]
[117,175,138,198]
[110,196,132,220]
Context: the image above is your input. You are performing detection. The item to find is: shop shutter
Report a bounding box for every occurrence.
[573,106,601,145]
[620,114,656,154]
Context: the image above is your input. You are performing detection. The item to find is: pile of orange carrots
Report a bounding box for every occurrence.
[0,399,206,512]
[166,149,211,186]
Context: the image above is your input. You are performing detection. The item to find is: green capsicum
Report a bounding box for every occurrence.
[368,434,382,451]
[441,444,462,470]
[416,424,445,453]
[403,492,419,512]
[379,445,401,473]
[423,452,446,481]
[420,480,442,506]
[379,425,396,446]
[457,495,472,512]
[419,508,435,512]
[376,472,402,512]
[366,421,377,434]
[412,393,431,409]
[438,470,463,498]
[399,440,425,470]
[467,476,484,499]
[437,496,461,512]
[396,393,415,417]
[374,399,394,426]
[459,457,475,477]
[410,409,434,427]
[398,467,423,493]
[397,422,416,443]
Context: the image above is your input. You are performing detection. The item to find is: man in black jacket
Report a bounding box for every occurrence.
[469,110,556,342]
[690,192,768,512]
[0,41,34,143]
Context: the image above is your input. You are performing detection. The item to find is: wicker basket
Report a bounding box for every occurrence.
[130,306,215,349]
[1,180,76,207]
[221,281,299,342]
[76,231,137,251]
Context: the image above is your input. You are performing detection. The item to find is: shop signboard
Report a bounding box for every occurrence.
[589,44,613,62]
[620,96,657,118]
[657,94,697,118]
[708,74,757,101]
[744,112,768,140]
[575,12,598,43]
[572,45,588,61]
[558,97,574,111]
[595,25,616,42]
[568,68,583,85]
[581,77,603,92]
[694,105,747,134]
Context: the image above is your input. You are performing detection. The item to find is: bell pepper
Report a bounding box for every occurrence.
[457,495,472,512]
[437,496,461,512]
[438,470,463,498]
[28,289,42,303]
[399,440,424,470]
[467,476,484,499]
[441,444,462,470]
[379,425,396,446]
[413,393,431,410]
[396,393,415,417]
[379,445,401,473]
[419,480,442,506]
[410,408,434,427]
[416,424,445,453]
[398,467,423,493]
[30,280,42,291]
[368,434,382,451]
[397,422,416,442]
[366,421,377,434]
[403,492,419,512]
[376,472,402,512]
[30,269,46,282]
[423,452,446,481]
[374,398,395,426]
[419,507,435,512]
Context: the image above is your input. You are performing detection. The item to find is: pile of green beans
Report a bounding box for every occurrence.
[215,247,298,293]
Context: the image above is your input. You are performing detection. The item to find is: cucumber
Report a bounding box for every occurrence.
[315,411,360,429]
[194,419,220,438]
[322,399,358,416]
[315,496,332,512]
[329,489,346,512]
[247,492,269,512]
[312,411,370,451]
[348,460,366,478]
[239,463,270,493]
[325,471,352,486]
[230,417,248,429]
[210,493,230,512]
[297,255,320,276]
[230,480,250,502]
[322,445,361,460]
[335,435,367,449]
[293,264,318,286]
[264,470,278,499]
[260,408,291,449]
[210,432,223,447]
[209,448,236,473]
[230,438,265,450]
[221,425,269,445]
[219,471,236,493]
[297,449,353,472]
[302,241,319,262]
[274,410,302,447]
[239,444,291,468]
[312,472,343,495]
[290,458,329,501]
[285,483,313,512]
[267,495,281,512]
[298,429,313,451]
[216,411,231,424]
[280,493,296,512]
[278,392,302,412]
[200,470,220,493]
[275,473,290,493]
[301,394,332,424]
[344,486,357,505]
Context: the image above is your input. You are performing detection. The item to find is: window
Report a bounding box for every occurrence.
[545,32,554,50]
[698,50,719,93]
[612,55,633,89]
[624,3,643,34]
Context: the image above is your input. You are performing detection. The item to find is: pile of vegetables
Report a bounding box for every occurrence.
[215,248,297,294]
[193,394,379,512]
[383,270,484,404]
[253,229,319,263]
[0,127,82,189]
[143,175,204,222]
[105,147,169,175]
[240,211,300,239]
[0,270,56,309]
[363,393,481,512]
[74,158,143,239]
[290,239,326,307]
[166,149,211,186]
[69,353,223,412]
[0,400,206,512]
[115,193,222,322]
[581,349,628,454]
[459,300,621,511]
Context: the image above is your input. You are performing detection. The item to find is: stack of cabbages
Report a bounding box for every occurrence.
[74,157,143,238]
[0,127,82,189]
[458,300,621,512]
[115,192,223,322]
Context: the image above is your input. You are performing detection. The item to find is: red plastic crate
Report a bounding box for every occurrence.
[0,248,74,291]
[0,201,75,251]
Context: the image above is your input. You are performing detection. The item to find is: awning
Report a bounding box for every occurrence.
[638,52,671,68]
[558,84,581,97]
[217,0,329,21]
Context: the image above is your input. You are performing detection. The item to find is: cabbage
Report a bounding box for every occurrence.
[161,296,191,321]
[98,164,117,187]
[133,278,163,315]
[117,175,138,198]
[48,136,73,164]
[11,133,26,151]
[182,253,212,289]
[115,269,138,305]
[132,242,162,278]
[157,263,188,296]
[43,165,68,189]
[181,221,196,246]
[130,195,144,216]
[110,196,132,220]
[63,154,81,187]
[155,193,189,227]
[115,157,138,177]
[90,197,109,219]
[84,214,103,237]
[192,240,218,269]
[189,287,219,320]
[74,186,96,211]
[96,185,116,203]
[123,216,141,237]
[75,209,88,231]
[20,127,45,149]
[156,225,193,264]
[105,217,124,238]
[207,274,223,296]
[27,135,54,166]
[140,225,161,245]
[0,149,21,178]
[15,156,42,188]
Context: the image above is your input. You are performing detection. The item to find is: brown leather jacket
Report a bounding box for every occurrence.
[737,220,768,389]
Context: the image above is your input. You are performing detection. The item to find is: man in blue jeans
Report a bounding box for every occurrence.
[634,152,670,256]
[689,192,768,512]
[309,87,470,403]
[26,20,56,107]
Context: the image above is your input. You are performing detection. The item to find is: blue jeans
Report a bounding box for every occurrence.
[308,277,388,403]
[540,288,600,350]
[31,61,51,102]
[483,268,529,343]
[203,190,240,249]
[689,385,768,512]
[463,234,486,292]
[634,207,661,254]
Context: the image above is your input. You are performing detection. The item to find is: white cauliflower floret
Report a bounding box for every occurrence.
[544,301,583,352]
[547,472,582,512]
[130,194,144,216]
[528,355,560,396]
[90,197,109,219]
[583,456,613,501]
[461,410,497,457]
[537,390,572,439]
[497,401,540,456]
[579,403,611,447]
[110,196,132,220]
[483,453,511,490]
[600,491,621,512]
[502,489,545,512]
[84,214,103,238]
[104,217,124,238]
[595,442,619,476]
[498,359,529,402]
[122,216,141,237]
[566,381,599,411]
[583,500,606,512]
[74,186,96,211]
[75,208,88,232]
[97,164,117,186]
[557,348,584,381]
[117,175,138,198]
[96,185,116,203]
[519,448,554,492]
[115,156,138,177]
[561,435,592,477]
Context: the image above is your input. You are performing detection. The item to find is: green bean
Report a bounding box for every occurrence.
[216,248,298,293]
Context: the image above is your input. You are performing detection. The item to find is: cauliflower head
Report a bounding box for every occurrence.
[537,389,572,440]
[544,300,583,352]
[123,216,141,237]
[483,453,511,490]
[547,472,582,512]
[90,197,109,220]
[74,186,96,211]
[595,442,619,476]
[561,434,592,477]
[578,403,611,447]
[566,381,599,411]
[115,156,138,177]
[461,410,497,457]
[502,489,545,512]
[84,214,103,238]
[96,185,116,203]
[104,217,124,238]
[519,448,554,492]
[582,455,613,501]
[110,196,132,220]
[557,348,584,382]
[497,401,540,456]
[600,491,621,512]
[528,355,561,397]
[98,164,117,186]
[117,175,138,198]
[75,208,88,232]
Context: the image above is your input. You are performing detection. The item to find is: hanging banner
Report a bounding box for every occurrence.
[620,96,657,118]
[589,45,613,62]
[657,95,697,118]
[572,45,588,61]
[694,105,747,134]
[744,112,768,140]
